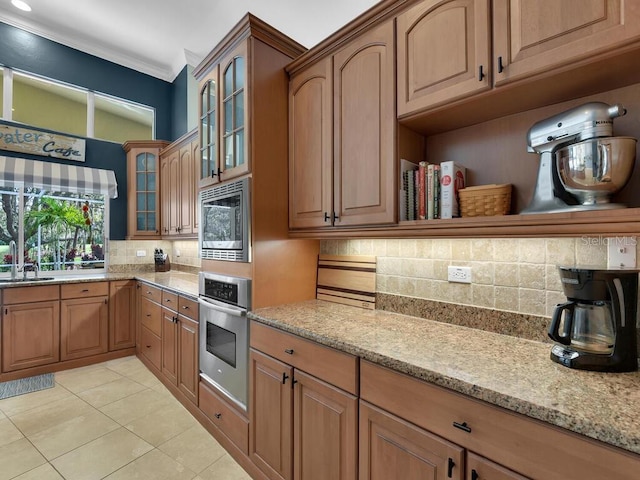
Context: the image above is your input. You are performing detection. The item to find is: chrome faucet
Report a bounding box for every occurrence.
[9,240,17,281]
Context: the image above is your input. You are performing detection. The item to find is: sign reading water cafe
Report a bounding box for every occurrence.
[0,125,86,162]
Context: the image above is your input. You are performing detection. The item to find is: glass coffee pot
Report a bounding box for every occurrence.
[549,267,638,372]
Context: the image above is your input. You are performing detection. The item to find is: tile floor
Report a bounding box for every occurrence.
[0,356,252,480]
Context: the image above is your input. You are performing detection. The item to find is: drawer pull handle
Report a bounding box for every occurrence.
[146,314,151,317]
[214,413,221,419]
[282,373,289,384]
[478,64,485,81]
[81,289,90,292]
[182,305,190,310]
[146,345,151,348]
[498,55,505,73]
[471,470,479,480]
[146,291,152,295]
[447,458,455,478]
[453,421,471,433]
[284,349,294,355]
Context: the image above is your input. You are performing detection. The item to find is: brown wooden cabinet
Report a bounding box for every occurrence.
[493,0,640,86]
[159,130,198,238]
[138,283,163,371]
[360,401,464,480]
[161,306,178,385]
[177,295,199,405]
[109,280,136,351]
[123,140,169,240]
[60,282,109,361]
[289,19,396,229]
[396,0,491,115]
[249,322,358,480]
[360,360,640,480]
[1,285,60,372]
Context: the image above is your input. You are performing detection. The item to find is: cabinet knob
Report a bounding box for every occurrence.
[332,212,339,222]
[282,373,289,384]
[323,212,330,222]
[447,458,455,478]
[498,56,505,73]
[214,413,222,419]
[471,470,479,480]
[284,349,294,355]
[81,288,89,293]
[478,65,485,81]
[182,305,190,310]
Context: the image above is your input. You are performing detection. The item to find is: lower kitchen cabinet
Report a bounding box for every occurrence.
[360,360,640,480]
[2,285,60,372]
[177,299,199,404]
[200,378,249,454]
[249,321,359,480]
[161,305,179,385]
[360,401,464,480]
[109,280,136,350]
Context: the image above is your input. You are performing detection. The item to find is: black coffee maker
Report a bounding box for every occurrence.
[549,267,639,372]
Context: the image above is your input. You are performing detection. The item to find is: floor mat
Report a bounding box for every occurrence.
[0,373,55,399]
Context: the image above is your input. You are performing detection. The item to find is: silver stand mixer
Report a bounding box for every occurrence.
[522,102,637,214]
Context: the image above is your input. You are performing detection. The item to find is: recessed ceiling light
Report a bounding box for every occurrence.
[11,0,32,12]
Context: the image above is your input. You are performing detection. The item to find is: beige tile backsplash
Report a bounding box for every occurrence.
[320,237,628,318]
[109,240,200,271]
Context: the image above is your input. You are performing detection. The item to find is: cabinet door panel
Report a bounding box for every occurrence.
[109,280,136,351]
[493,0,640,84]
[178,315,199,405]
[289,57,333,229]
[293,370,357,480]
[250,349,293,480]
[397,0,491,115]
[161,308,178,385]
[60,297,108,361]
[333,21,395,226]
[140,325,161,371]
[179,145,195,235]
[2,301,60,372]
[360,401,464,480]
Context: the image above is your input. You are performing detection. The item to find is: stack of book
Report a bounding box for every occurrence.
[399,160,466,221]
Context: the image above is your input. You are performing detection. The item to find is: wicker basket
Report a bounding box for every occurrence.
[458,184,512,217]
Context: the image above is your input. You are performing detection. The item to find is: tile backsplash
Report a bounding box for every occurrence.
[321,237,634,318]
[109,240,200,272]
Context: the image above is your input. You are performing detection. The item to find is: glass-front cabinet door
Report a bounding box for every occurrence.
[199,67,219,188]
[123,140,168,239]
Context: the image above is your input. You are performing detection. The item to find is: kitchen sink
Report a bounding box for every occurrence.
[0,277,56,283]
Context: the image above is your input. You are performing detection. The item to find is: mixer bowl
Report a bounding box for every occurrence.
[556,136,636,205]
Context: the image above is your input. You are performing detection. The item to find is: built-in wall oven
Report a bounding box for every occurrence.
[198,271,251,411]
[199,177,250,262]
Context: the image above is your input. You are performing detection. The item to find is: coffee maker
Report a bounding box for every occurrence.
[549,267,638,372]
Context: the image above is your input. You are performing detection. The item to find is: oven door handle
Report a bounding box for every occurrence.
[198,297,247,317]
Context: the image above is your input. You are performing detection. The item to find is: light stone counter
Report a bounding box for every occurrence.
[135,271,199,297]
[248,299,640,455]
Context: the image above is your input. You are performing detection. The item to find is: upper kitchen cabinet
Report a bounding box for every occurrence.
[397,0,491,116]
[400,0,640,131]
[159,130,198,238]
[289,17,398,230]
[195,16,300,189]
[493,0,640,86]
[123,140,169,240]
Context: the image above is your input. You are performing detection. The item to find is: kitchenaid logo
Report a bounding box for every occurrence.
[0,125,85,162]
[593,120,613,125]
[581,236,637,246]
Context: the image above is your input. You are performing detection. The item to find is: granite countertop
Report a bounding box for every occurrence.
[0,271,200,297]
[248,299,640,455]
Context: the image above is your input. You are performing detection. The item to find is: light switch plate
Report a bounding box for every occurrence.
[607,237,636,268]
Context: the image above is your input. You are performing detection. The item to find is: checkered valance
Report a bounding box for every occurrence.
[0,156,118,198]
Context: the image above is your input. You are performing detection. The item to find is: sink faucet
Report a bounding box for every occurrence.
[9,240,17,281]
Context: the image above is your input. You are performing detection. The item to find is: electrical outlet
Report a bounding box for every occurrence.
[607,237,637,268]
[448,266,472,283]
[136,250,146,257]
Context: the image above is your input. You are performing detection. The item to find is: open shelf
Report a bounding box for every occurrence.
[288,208,640,239]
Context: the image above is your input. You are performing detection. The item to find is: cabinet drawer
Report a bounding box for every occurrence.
[178,295,198,321]
[140,297,162,336]
[3,285,59,304]
[360,361,640,480]
[61,281,109,299]
[139,325,161,371]
[467,452,530,480]
[250,321,358,395]
[161,289,179,311]
[139,282,162,302]
[199,379,248,454]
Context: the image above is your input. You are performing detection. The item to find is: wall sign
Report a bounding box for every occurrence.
[0,125,86,162]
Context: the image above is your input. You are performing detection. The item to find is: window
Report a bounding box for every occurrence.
[0,187,107,273]
[1,67,155,143]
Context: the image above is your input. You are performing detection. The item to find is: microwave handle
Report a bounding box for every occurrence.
[198,297,247,317]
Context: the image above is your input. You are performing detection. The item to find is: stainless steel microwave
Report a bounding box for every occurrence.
[199,178,250,262]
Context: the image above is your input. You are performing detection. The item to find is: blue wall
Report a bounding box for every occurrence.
[0,22,190,239]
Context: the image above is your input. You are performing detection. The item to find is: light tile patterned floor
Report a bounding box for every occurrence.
[0,356,252,480]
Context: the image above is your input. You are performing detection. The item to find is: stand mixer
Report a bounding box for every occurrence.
[522,102,637,214]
